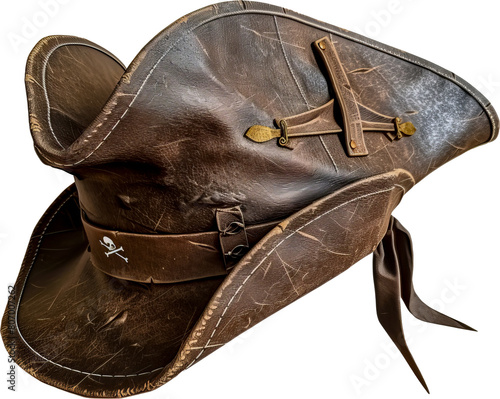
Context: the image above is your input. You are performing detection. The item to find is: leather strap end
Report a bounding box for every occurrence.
[373,216,475,392]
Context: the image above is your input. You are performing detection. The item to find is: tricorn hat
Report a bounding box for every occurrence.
[2,1,498,397]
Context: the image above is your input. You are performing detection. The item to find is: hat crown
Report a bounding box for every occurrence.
[26,21,496,235]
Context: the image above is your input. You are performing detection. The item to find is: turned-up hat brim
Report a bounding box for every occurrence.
[2,168,414,396]
[2,185,226,395]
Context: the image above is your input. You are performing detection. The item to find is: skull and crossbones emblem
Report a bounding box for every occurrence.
[99,236,128,263]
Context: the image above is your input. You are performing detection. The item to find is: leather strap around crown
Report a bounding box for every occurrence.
[82,212,277,284]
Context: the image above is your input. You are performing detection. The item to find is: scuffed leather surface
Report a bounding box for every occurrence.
[26,36,125,156]
[158,169,415,387]
[5,186,224,395]
[73,16,493,234]
[2,1,497,397]
[26,5,496,236]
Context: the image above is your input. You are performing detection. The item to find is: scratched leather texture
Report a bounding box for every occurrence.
[1,1,497,397]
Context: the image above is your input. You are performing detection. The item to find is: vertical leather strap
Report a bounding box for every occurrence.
[314,37,368,156]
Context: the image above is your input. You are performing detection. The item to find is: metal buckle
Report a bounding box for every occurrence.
[216,206,249,270]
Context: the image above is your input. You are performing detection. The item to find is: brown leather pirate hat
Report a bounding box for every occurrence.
[2,1,498,397]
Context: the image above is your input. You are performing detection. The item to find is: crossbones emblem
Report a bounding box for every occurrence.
[99,236,128,263]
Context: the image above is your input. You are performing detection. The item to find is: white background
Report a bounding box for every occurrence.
[0,0,499,398]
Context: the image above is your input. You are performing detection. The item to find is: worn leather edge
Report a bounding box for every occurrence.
[0,185,163,397]
[25,35,126,167]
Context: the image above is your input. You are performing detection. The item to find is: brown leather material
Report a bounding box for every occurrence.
[158,169,415,382]
[373,216,475,392]
[2,186,225,394]
[314,36,368,156]
[280,99,342,136]
[82,209,277,283]
[25,36,126,159]
[216,206,251,269]
[1,1,498,397]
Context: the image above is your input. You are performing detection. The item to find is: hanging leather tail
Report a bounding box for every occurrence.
[373,216,475,392]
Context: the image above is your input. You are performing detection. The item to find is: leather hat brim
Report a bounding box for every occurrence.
[2,168,414,397]
[1,185,225,396]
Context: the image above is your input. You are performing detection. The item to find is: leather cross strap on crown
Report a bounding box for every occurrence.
[245,37,416,154]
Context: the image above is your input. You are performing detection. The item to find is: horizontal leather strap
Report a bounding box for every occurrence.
[82,214,278,284]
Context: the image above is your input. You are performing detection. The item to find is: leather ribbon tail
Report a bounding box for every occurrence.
[373,216,475,393]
